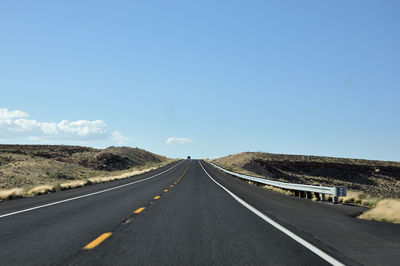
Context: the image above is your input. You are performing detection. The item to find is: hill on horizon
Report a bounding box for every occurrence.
[213,152,400,199]
[0,144,168,190]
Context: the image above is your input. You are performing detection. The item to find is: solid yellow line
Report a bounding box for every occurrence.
[154,196,160,200]
[83,232,112,250]
[134,207,146,214]
[164,189,168,192]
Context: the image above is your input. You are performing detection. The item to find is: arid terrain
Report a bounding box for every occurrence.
[0,145,171,199]
[212,152,400,223]
[213,152,400,199]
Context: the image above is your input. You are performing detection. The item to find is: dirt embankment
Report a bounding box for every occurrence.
[213,152,400,223]
[0,144,170,192]
[213,152,400,199]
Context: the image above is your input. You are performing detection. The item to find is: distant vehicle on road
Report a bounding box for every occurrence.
[187,156,191,159]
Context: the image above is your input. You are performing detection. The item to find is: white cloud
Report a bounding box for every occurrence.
[0,108,129,143]
[0,109,29,129]
[0,108,29,120]
[166,137,194,144]
[111,131,130,144]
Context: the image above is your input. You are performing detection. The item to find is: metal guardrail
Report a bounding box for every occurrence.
[209,162,346,203]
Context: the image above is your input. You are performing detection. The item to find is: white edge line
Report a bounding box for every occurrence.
[199,160,345,266]
[0,160,185,218]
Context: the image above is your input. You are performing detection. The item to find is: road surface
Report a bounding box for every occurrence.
[0,160,399,265]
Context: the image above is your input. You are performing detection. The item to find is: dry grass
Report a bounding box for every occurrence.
[0,144,174,201]
[0,160,176,201]
[338,190,381,208]
[0,145,168,190]
[359,199,400,224]
[89,170,143,184]
[0,152,110,189]
[0,185,57,200]
[261,184,294,196]
[88,161,171,184]
[26,185,56,196]
[60,180,87,190]
[0,188,24,200]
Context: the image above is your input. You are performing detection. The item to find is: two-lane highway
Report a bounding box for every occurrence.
[70,160,330,265]
[1,160,399,265]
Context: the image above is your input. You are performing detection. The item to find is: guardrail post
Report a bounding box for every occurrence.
[299,191,305,198]
[306,192,312,199]
[320,193,325,201]
[314,192,321,201]
[332,196,338,204]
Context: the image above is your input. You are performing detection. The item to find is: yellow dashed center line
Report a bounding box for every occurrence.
[83,232,112,250]
[134,207,146,214]
[82,161,192,251]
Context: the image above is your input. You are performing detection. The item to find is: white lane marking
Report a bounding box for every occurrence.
[0,161,185,218]
[199,161,344,266]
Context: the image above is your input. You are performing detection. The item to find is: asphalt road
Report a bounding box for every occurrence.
[0,160,399,265]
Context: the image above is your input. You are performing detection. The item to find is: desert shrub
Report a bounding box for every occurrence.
[52,171,74,180]
[359,199,400,223]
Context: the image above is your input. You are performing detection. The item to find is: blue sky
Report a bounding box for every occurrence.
[1,0,399,161]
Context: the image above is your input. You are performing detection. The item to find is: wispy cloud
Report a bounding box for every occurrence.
[166,137,194,144]
[0,108,129,144]
[111,131,130,144]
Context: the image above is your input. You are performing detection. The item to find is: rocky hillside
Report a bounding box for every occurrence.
[0,145,167,189]
[213,152,400,198]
